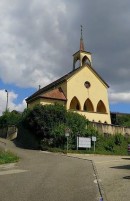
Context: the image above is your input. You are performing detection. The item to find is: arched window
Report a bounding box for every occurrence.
[96,100,107,113]
[75,59,80,69]
[70,97,81,111]
[84,98,94,112]
[82,56,91,66]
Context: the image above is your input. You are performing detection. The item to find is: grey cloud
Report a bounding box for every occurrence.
[0,0,130,103]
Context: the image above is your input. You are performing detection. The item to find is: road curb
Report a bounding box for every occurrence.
[91,159,108,201]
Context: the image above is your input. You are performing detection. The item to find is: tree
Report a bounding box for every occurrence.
[117,114,130,127]
[0,110,22,128]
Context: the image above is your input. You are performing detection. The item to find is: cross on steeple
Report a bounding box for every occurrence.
[81,25,83,39]
[80,25,84,51]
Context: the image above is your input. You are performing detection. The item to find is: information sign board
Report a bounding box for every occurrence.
[65,133,69,137]
[77,137,91,148]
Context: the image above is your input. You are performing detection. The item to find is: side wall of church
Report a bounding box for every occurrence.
[28,99,40,109]
[27,98,66,109]
[40,98,66,106]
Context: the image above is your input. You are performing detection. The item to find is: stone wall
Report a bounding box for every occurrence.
[7,126,18,140]
[91,122,130,136]
[0,127,8,138]
[0,126,17,140]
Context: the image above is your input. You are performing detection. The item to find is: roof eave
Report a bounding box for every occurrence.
[26,95,67,104]
[73,50,92,56]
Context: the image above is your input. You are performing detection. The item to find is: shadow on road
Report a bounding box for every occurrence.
[123,176,130,179]
[110,165,130,170]
[12,126,40,150]
[122,157,130,160]
[13,139,39,150]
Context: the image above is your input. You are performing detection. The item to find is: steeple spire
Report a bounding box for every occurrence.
[80,25,84,51]
[73,26,92,70]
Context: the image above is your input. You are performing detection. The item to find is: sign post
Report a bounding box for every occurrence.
[92,136,97,152]
[65,133,69,153]
[65,128,70,154]
[77,136,79,150]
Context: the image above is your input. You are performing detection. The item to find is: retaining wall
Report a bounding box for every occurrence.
[0,126,17,140]
[91,122,130,136]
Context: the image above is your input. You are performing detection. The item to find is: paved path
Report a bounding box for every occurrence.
[0,140,99,201]
[68,154,130,201]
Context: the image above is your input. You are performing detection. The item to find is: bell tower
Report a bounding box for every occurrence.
[73,26,92,70]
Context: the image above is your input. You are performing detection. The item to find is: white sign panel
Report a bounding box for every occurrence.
[77,137,91,148]
[65,133,69,137]
[92,136,96,142]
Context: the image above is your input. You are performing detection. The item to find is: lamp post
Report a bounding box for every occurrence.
[5,90,8,111]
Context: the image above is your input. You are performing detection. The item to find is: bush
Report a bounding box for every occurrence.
[21,104,130,155]
[66,112,89,149]
[22,104,93,149]
[104,137,115,152]
[22,104,67,139]
[51,124,66,148]
[66,112,88,135]
[114,133,124,146]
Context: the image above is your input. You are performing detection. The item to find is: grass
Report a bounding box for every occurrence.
[0,150,19,164]
[47,146,129,156]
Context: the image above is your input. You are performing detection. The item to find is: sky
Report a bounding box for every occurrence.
[0,0,130,115]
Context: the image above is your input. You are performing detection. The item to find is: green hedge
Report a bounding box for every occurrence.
[21,104,130,154]
[1,104,130,155]
[22,104,91,149]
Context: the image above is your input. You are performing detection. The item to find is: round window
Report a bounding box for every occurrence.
[84,81,91,88]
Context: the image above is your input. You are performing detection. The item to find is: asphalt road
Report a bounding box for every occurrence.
[0,142,99,201]
[69,154,130,201]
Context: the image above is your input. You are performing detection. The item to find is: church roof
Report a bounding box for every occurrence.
[26,65,109,103]
[40,88,67,101]
[26,67,79,102]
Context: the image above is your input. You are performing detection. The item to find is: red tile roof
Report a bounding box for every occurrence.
[41,88,67,101]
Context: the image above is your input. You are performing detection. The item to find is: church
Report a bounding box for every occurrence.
[26,27,111,124]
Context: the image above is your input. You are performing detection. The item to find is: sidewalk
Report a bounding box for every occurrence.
[68,154,130,201]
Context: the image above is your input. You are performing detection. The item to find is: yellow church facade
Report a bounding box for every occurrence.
[26,28,111,124]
